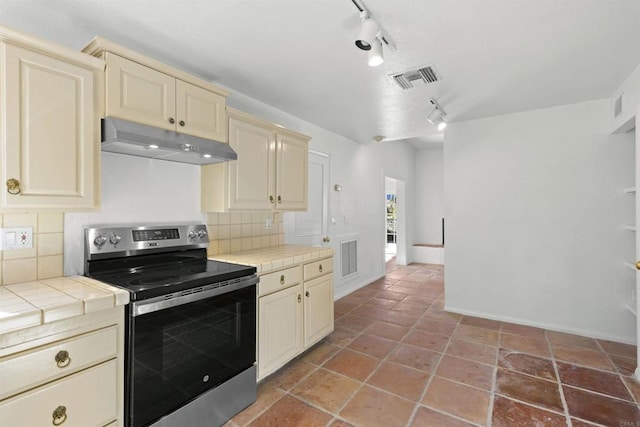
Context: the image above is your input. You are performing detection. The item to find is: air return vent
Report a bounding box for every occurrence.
[390,65,441,90]
[341,239,358,278]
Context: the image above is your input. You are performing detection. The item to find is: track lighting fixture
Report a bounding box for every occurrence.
[355,16,379,51]
[427,99,447,131]
[368,37,384,66]
[351,1,395,67]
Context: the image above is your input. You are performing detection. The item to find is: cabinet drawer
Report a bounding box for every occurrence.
[304,258,333,281]
[0,326,117,400]
[259,266,302,296]
[0,359,117,427]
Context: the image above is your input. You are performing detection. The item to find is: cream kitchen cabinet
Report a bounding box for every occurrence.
[258,282,304,379]
[202,108,309,212]
[83,37,228,142]
[0,306,125,427]
[0,25,103,212]
[257,257,333,380]
[303,259,335,348]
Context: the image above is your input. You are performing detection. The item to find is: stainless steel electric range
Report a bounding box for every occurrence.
[84,223,258,427]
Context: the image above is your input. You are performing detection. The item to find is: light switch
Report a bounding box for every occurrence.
[6,232,16,246]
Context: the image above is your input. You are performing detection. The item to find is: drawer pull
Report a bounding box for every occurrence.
[52,405,67,425]
[55,350,71,368]
[298,294,301,303]
[280,275,285,285]
[319,264,323,273]
[305,291,310,297]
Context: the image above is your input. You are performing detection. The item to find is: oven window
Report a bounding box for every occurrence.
[130,285,256,427]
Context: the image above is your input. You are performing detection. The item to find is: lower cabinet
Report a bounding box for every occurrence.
[257,256,334,381]
[0,306,124,426]
[258,283,304,378]
[304,274,334,348]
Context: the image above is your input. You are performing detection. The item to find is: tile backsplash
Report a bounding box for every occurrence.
[0,213,64,285]
[206,212,284,256]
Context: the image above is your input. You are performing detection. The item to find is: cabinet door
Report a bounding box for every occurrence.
[304,274,334,348]
[105,53,176,131]
[1,43,99,211]
[175,80,226,141]
[258,284,303,380]
[276,132,308,211]
[227,116,275,210]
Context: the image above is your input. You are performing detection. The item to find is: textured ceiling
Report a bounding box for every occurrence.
[3,0,640,149]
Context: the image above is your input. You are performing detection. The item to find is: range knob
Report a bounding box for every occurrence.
[197,229,207,238]
[94,234,107,248]
[188,230,197,239]
[109,233,122,245]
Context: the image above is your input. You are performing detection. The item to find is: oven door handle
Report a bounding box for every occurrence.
[131,275,259,316]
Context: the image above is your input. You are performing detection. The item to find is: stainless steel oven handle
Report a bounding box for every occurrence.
[132,275,258,316]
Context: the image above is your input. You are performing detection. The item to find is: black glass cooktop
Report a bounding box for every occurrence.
[86,249,256,301]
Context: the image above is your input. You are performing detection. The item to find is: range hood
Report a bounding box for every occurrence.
[101,117,237,165]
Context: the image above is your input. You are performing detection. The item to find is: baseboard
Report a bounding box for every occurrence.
[334,273,385,300]
[445,305,637,345]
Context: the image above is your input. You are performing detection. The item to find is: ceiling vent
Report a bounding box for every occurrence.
[390,65,441,90]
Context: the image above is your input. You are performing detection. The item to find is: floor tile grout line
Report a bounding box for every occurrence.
[406,309,464,426]
[545,328,573,427]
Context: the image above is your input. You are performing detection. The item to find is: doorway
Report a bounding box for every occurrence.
[385,177,407,265]
[385,180,397,262]
[284,150,330,246]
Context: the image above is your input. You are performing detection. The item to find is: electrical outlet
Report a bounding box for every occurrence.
[0,227,33,250]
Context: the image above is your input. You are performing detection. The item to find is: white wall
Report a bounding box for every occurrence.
[415,147,444,244]
[445,99,636,343]
[64,153,205,275]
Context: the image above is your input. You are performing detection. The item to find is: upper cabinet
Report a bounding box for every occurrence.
[83,37,228,142]
[0,26,103,212]
[202,108,309,212]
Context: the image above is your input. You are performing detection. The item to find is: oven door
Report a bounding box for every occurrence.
[127,276,258,427]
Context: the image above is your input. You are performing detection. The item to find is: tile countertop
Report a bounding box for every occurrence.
[211,245,334,274]
[0,276,129,335]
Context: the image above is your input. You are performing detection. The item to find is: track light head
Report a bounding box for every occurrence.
[427,105,447,131]
[368,37,384,66]
[355,17,379,51]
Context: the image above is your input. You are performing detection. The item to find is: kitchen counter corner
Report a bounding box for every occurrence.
[0,276,129,336]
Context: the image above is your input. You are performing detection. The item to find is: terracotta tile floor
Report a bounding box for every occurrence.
[227,259,640,427]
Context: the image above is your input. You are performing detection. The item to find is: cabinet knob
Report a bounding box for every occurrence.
[298,294,302,303]
[277,195,282,203]
[179,120,185,127]
[6,178,21,195]
[52,406,67,425]
[55,350,71,368]
[319,264,323,273]
[636,261,640,270]
[169,117,175,124]
[269,195,274,204]
[280,275,285,285]
[305,291,310,297]
[322,236,330,243]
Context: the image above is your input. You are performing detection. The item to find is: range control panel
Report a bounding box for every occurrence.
[85,224,209,258]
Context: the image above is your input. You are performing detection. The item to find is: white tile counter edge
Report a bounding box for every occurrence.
[209,245,334,274]
[0,276,129,335]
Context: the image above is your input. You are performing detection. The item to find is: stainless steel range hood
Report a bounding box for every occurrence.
[101,117,236,165]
